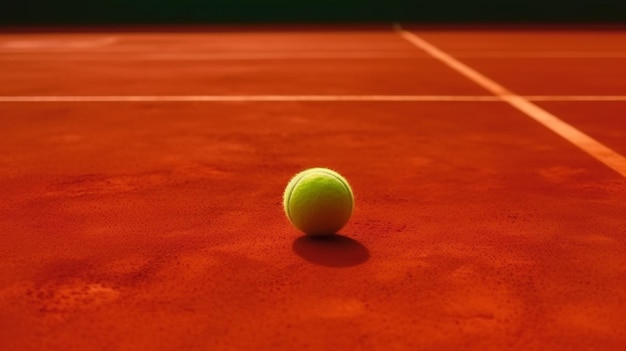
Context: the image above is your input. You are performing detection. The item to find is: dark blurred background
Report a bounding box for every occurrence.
[1,0,625,25]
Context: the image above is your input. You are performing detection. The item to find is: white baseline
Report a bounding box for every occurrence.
[0,95,626,103]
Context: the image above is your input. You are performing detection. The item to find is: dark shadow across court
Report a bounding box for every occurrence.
[292,234,369,268]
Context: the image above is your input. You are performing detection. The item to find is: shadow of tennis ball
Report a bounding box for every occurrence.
[292,234,370,267]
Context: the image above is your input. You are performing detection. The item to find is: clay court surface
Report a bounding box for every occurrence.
[0,25,625,350]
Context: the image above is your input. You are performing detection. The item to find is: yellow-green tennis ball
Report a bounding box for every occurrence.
[283,168,354,236]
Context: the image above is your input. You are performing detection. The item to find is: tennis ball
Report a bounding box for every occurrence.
[283,168,354,236]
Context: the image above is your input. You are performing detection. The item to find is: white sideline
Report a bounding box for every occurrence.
[395,24,626,178]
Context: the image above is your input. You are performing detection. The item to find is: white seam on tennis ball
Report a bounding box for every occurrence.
[284,169,315,222]
[313,169,354,213]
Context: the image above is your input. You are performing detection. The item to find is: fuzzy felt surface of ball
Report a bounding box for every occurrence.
[283,168,354,236]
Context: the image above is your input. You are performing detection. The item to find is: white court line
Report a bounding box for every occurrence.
[527,96,626,102]
[0,95,499,102]
[2,51,626,60]
[395,24,626,178]
[0,51,423,60]
[0,37,117,50]
[453,51,626,59]
[1,95,626,103]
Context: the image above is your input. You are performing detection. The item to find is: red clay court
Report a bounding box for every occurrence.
[1,25,625,350]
